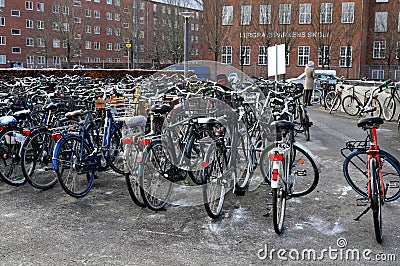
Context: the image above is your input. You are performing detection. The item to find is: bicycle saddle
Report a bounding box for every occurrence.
[13,109,31,120]
[151,104,171,114]
[357,117,383,128]
[272,120,295,130]
[43,102,64,112]
[65,109,84,118]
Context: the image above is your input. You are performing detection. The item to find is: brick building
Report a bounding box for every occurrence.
[201,0,400,80]
[0,0,202,69]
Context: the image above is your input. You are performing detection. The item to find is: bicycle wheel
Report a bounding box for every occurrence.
[106,127,124,175]
[53,135,95,198]
[203,144,227,219]
[342,95,360,116]
[300,106,311,141]
[382,96,396,121]
[139,140,174,211]
[124,142,146,207]
[0,127,26,186]
[343,149,400,202]
[311,89,322,104]
[325,92,341,113]
[370,158,383,243]
[272,159,287,234]
[290,144,319,197]
[20,128,57,189]
[235,125,252,192]
[363,98,382,118]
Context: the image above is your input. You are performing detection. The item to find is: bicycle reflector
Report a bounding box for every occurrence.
[22,129,31,136]
[269,153,283,161]
[51,133,62,140]
[122,137,133,145]
[0,126,5,131]
[138,138,150,146]
[272,168,279,181]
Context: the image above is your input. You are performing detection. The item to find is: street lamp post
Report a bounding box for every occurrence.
[180,11,194,79]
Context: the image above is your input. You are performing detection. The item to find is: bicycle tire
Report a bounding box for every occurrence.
[311,89,322,104]
[300,106,311,141]
[20,128,57,189]
[362,98,382,118]
[382,96,396,121]
[106,127,125,175]
[0,127,26,186]
[261,144,319,197]
[53,134,95,198]
[370,158,383,243]
[139,140,173,211]
[325,92,341,113]
[203,144,227,219]
[343,149,400,202]
[342,95,360,116]
[235,125,252,191]
[124,142,146,208]
[272,186,287,234]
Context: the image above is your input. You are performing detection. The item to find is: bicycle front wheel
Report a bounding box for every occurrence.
[106,127,124,175]
[370,158,383,243]
[203,144,227,219]
[382,96,396,121]
[343,149,400,202]
[53,135,95,198]
[272,187,287,234]
[325,91,341,113]
[124,142,146,208]
[20,128,57,189]
[342,95,360,116]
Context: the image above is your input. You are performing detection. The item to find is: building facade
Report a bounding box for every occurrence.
[0,0,202,69]
[201,0,400,80]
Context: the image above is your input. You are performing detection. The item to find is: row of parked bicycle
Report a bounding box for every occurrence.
[0,73,398,243]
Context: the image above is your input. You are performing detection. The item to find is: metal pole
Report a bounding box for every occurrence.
[127,49,130,70]
[184,16,189,79]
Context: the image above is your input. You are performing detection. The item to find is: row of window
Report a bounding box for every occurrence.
[220,43,391,67]
[222,3,355,26]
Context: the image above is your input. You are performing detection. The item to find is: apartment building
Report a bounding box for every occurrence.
[0,0,202,69]
[201,0,400,80]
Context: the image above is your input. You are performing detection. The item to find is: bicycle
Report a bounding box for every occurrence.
[325,85,344,114]
[341,117,400,242]
[258,120,319,234]
[382,81,399,121]
[341,81,389,117]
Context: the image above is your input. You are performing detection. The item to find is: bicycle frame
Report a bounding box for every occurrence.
[366,127,385,200]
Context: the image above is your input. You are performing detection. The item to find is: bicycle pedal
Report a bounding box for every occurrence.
[356,198,368,206]
[389,181,400,188]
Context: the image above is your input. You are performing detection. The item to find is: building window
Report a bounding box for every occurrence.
[52,5,60,13]
[62,6,70,15]
[298,46,310,66]
[106,12,112,20]
[240,46,250,65]
[26,37,34,47]
[375,12,388,32]
[11,29,21,35]
[107,0,112,4]
[37,38,45,47]
[94,10,100,18]
[12,47,22,54]
[37,56,45,65]
[339,46,353,67]
[279,4,291,25]
[320,3,333,24]
[27,56,34,65]
[341,2,354,23]
[139,17,145,24]
[371,69,384,80]
[115,13,120,21]
[115,43,121,51]
[94,26,100,34]
[73,0,81,7]
[222,6,233,25]
[0,0,4,7]
[123,23,129,28]
[94,42,100,50]
[85,41,92,49]
[0,17,5,26]
[106,43,112,50]
[85,9,92,17]
[74,17,82,24]
[106,27,112,35]
[53,56,61,66]
[37,3,44,12]
[26,1,33,10]
[0,55,6,64]
[258,46,268,65]
[240,5,251,25]
[63,23,69,32]
[373,41,386,59]
[398,12,400,32]
[26,19,34,29]
[299,3,312,24]
[11,10,21,17]
[86,25,92,33]
[318,46,331,67]
[221,46,232,64]
[396,41,400,59]
[0,36,5,45]
[139,31,144,38]
[53,39,60,48]
[115,28,121,36]
[115,0,120,6]
[53,22,60,31]
[37,20,44,29]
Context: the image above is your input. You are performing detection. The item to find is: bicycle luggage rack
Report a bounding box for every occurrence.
[340,139,369,158]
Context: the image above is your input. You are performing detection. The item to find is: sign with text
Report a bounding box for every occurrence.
[268,44,286,78]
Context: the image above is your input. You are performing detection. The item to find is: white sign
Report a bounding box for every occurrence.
[268,44,286,79]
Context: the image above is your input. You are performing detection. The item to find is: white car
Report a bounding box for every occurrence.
[287,70,338,88]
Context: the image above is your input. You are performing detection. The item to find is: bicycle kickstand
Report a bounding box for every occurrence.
[354,206,370,221]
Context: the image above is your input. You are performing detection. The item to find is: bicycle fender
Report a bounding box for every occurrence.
[293,141,321,173]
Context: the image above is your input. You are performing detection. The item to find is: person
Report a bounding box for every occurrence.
[303,61,315,106]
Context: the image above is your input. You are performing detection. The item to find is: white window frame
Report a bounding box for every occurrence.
[26,56,35,65]
[26,19,34,29]
[106,43,112,50]
[222,6,233,26]
[37,56,45,65]
[373,41,386,59]
[240,5,251,25]
[11,10,21,17]
[0,17,5,26]
[279,4,291,25]
[298,46,310,66]
[339,46,353,67]
[0,55,6,65]
[94,26,100,34]
[25,1,33,10]
[0,36,6,45]
[320,3,333,24]
[318,46,331,67]
[37,20,44,29]
[52,4,60,13]
[94,42,100,50]
[258,46,268,66]
[94,10,100,18]
[53,39,60,48]
[37,38,45,47]
[85,41,92,50]
[222,46,232,65]
[240,46,251,66]
[299,3,312,24]
[341,2,355,23]
[11,29,21,35]
[26,37,34,47]
[375,12,388,32]
[12,47,22,54]
[371,69,384,80]
[37,3,44,12]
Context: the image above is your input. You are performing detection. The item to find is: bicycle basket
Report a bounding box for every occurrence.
[106,96,145,120]
[243,91,260,104]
